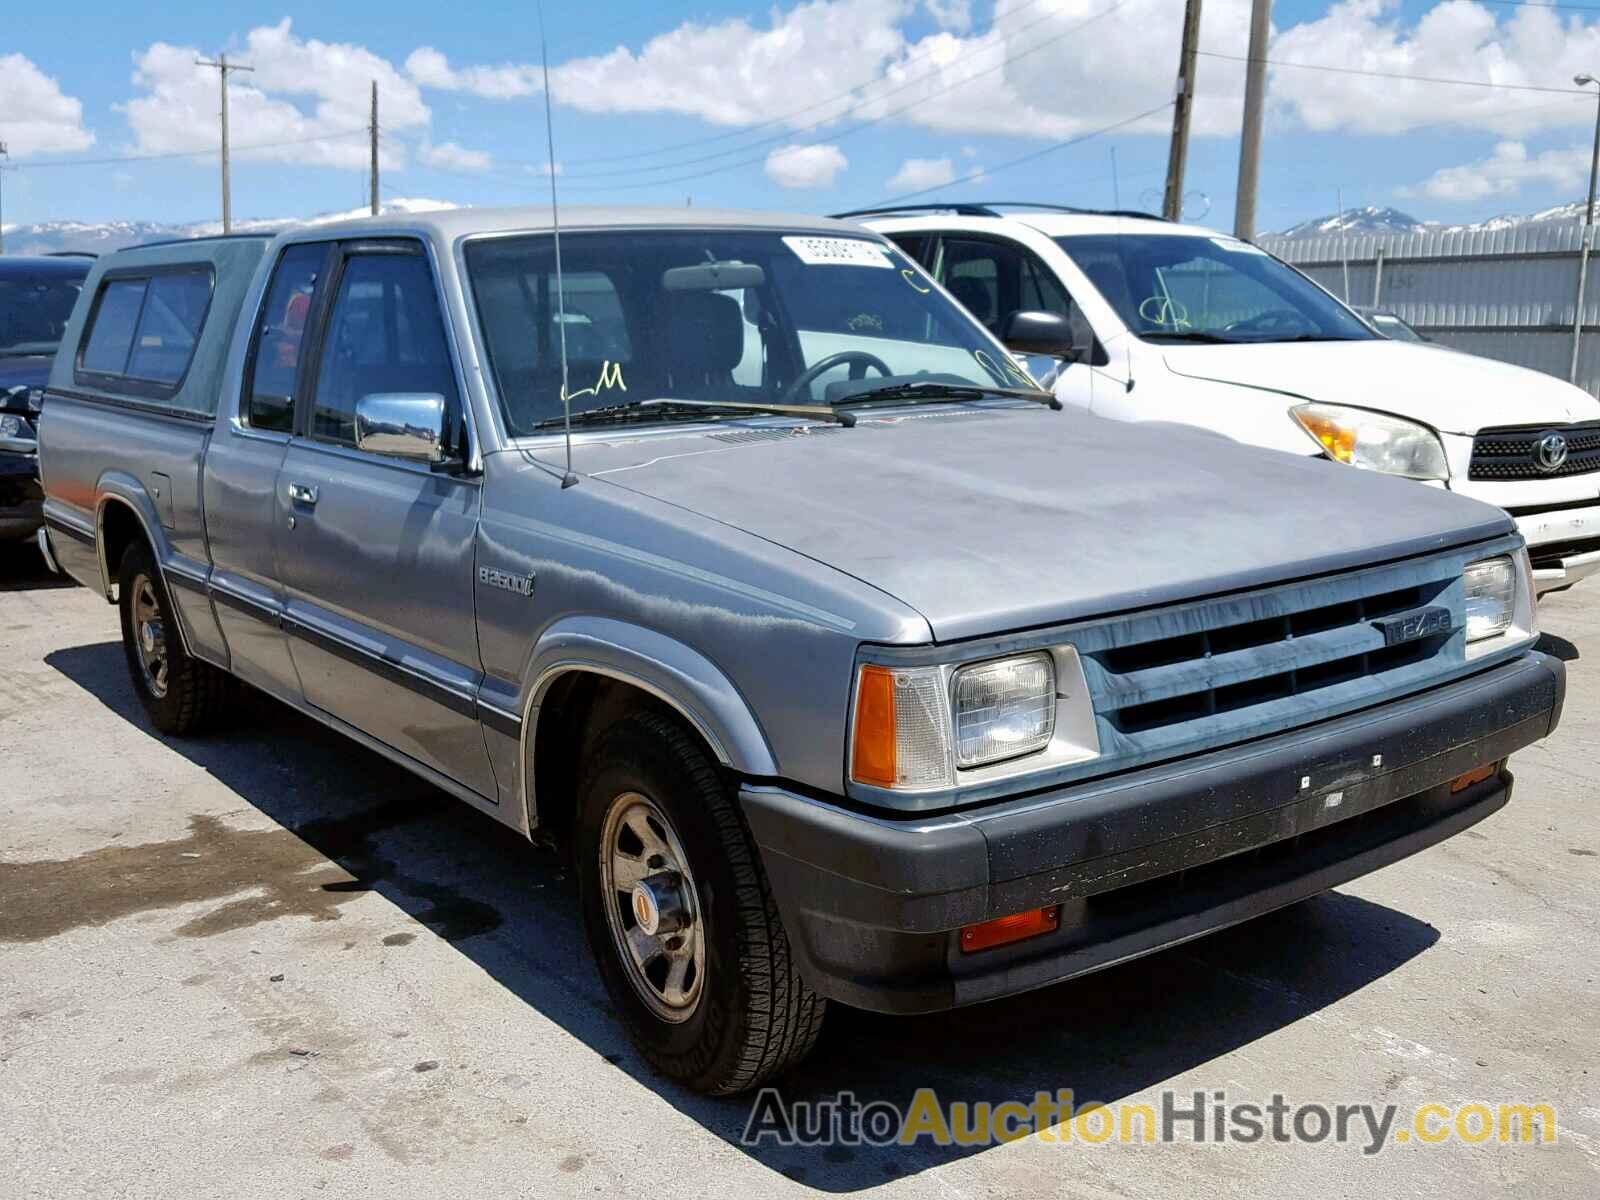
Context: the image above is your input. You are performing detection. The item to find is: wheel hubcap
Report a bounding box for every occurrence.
[599,793,705,1022]
[131,574,169,699]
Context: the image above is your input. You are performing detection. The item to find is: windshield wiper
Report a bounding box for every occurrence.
[1243,334,1365,344]
[530,397,855,431]
[836,381,1061,410]
[1140,331,1238,344]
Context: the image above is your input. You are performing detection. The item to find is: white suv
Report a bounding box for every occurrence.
[848,202,1600,595]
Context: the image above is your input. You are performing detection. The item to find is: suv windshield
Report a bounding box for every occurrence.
[464,230,1035,434]
[1055,233,1374,345]
[0,268,87,357]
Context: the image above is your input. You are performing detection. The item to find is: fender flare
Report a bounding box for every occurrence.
[519,616,778,828]
[94,475,196,658]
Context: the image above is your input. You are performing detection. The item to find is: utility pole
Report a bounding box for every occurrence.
[195,52,254,233]
[1571,73,1600,384]
[1233,0,1272,240]
[0,142,8,256]
[1162,0,1203,221]
[369,80,380,217]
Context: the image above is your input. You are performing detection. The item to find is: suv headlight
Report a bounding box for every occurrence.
[849,650,1098,792]
[1464,551,1537,659]
[1291,402,1448,480]
[0,413,34,441]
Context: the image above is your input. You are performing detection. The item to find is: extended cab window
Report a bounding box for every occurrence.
[245,243,329,432]
[77,267,214,396]
[310,250,461,451]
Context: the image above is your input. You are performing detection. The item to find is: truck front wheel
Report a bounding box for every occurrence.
[576,710,826,1094]
[117,541,230,735]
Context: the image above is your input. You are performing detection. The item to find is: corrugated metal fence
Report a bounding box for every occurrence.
[1257,223,1600,396]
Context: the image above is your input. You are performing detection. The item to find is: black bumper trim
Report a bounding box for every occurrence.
[742,651,1563,1014]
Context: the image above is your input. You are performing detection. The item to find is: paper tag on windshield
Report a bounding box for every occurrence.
[1209,236,1268,255]
[783,236,893,268]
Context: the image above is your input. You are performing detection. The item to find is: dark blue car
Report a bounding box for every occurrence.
[1,255,90,544]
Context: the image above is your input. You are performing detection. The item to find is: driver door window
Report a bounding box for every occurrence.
[309,249,462,454]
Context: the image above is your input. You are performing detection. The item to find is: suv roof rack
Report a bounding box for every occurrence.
[830,201,1168,222]
[45,251,98,259]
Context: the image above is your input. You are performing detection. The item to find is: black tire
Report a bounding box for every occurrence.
[117,540,231,735]
[576,710,826,1094]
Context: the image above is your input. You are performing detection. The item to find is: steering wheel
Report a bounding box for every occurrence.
[783,350,893,404]
[1224,308,1313,335]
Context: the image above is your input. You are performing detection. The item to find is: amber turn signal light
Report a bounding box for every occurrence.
[959,906,1060,953]
[851,664,898,787]
[1449,760,1502,793]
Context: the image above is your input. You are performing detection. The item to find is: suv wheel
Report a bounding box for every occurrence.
[576,711,826,1094]
[117,541,230,735]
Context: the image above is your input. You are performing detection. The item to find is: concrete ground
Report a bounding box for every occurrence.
[1,545,1596,1199]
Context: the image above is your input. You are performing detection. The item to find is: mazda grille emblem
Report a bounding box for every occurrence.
[1535,432,1569,472]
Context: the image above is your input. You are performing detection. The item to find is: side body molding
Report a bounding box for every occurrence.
[518,616,779,830]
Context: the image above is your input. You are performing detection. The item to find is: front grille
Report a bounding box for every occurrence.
[1529,534,1600,569]
[1068,550,1476,776]
[1469,422,1600,481]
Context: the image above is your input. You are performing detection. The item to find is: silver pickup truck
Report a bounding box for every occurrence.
[37,206,1564,1095]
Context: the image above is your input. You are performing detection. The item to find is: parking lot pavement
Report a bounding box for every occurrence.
[1,548,1596,1200]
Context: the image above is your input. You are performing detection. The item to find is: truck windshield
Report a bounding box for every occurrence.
[1055,233,1374,345]
[0,269,86,357]
[464,230,1034,435]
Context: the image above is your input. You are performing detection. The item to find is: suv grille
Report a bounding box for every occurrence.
[1067,549,1483,776]
[1468,423,1600,481]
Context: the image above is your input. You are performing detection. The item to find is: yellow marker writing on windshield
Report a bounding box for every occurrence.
[563,359,626,404]
[901,269,931,295]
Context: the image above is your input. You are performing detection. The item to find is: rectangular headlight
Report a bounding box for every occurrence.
[1464,556,1515,642]
[952,654,1056,767]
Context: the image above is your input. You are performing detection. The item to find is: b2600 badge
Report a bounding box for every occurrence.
[478,566,534,597]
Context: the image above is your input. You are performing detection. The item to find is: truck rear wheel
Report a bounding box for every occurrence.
[117,541,230,735]
[576,710,826,1094]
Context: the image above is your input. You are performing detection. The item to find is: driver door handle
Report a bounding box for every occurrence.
[287,482,319,506]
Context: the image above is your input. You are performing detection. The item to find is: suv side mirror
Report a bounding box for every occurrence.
[999,310,1089,360]
[355,393,448,464]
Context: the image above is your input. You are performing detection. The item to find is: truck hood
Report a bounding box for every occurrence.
[0,354,52,396]
[578,406,1512,642]
[1160,339,1600,435]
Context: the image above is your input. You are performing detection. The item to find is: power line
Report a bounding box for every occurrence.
[5,128,369,170]
[1198,50,1594,94]
[518,0,1148,180]
[558,0,1113,168]
[394,0,1146,194]
[857,100,1177,207]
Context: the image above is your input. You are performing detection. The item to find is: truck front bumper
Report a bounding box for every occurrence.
[742,651,1565,1015]
[0,452,44,542]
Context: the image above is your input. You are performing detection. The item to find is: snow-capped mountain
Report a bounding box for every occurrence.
[1275,199,1600,240]
[0,198,460,257]
[1277,206,1431,239]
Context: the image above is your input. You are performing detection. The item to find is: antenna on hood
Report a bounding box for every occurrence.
[538,0,578,488]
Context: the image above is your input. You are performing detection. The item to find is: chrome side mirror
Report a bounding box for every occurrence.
[354,393,447,463]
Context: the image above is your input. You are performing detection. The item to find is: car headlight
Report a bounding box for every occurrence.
[1291,402,1449,480]
[0,413,33,441]
[849,650,1097,792]
[1464,551,1537,659]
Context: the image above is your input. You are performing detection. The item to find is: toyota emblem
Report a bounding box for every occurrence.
[1535,431,1570,472]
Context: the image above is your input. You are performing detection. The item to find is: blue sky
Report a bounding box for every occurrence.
[5,0,1600,233]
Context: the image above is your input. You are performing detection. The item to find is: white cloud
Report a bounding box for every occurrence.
[764,143,848,188]
[924,0,973,32]
[1401,140,1592,201]
[122,20,428,171]
[0,53,95,156]
[418,139,492,172]
[405,47,541,99]
[550,0,911,127]
[1270,0,1600,137]
[886,155,956,191]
